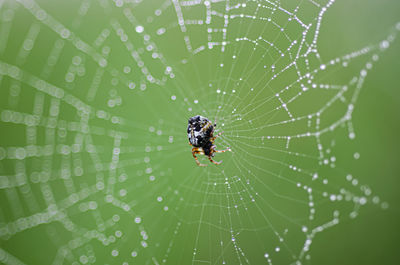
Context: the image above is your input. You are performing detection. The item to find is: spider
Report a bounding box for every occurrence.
[187,115,230,166]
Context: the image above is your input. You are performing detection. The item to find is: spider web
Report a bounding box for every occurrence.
[0,0,399,264]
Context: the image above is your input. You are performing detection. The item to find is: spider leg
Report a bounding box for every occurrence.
[211,131,223,142]
[213,146,231,153]
[192,147,207,167]
[208,156,222,165]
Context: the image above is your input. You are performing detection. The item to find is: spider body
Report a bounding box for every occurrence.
[187,115,230,166]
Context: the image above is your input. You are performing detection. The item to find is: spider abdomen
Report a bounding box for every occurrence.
[187,115,214,147]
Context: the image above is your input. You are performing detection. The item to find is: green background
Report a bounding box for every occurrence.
[0,0,399,264]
